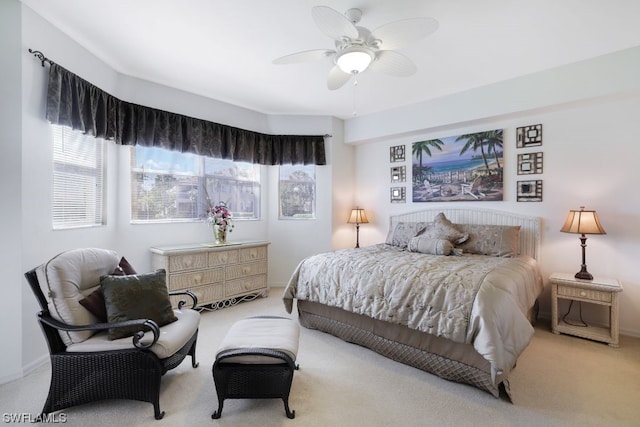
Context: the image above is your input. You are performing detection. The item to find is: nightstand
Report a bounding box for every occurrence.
[550,272,622,347]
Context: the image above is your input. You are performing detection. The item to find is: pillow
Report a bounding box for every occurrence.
[100,269,177,340]
[456,224,521,257]
[407,237,454,255]
[110,256,137,276]
[385,221,430,248]
[79,289,108,322]
[79,257,138,322]
[418,213,469,245]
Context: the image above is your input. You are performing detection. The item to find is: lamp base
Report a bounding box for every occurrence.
[574,268,593,281]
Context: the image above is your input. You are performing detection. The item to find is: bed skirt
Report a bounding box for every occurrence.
[297,300,510,398]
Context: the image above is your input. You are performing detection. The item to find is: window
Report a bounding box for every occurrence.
[52,125,104,229]
[279,164,316,219]
[131,146,260,223]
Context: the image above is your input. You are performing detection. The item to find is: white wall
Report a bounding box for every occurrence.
[346,50,640,337]
[12,4,351,381]
[1,0,24,384]
[10,1,638,385]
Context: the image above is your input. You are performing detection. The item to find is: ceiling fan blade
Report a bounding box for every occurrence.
[370,18,439,50]
[327,65,352,90]
[273,49,335,64]
[312,6,359,40]
[369,50,417,77]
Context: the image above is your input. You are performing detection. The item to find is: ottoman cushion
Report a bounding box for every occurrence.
[216,317,300,364]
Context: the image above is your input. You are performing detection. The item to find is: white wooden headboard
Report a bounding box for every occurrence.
[390,208,541,259]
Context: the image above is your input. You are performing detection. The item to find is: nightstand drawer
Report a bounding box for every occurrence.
[557,285,612,303]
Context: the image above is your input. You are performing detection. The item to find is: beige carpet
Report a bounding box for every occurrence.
[3,291,639,426]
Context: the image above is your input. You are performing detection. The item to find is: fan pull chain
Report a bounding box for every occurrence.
[352,72,359,117]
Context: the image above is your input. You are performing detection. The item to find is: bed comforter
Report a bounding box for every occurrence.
[283,244,543,382]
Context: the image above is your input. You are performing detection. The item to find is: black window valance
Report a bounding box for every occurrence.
[45,63,326,165]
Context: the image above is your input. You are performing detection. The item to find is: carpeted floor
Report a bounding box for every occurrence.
[3,291,639,426]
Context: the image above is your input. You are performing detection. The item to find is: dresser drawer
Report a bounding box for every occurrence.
[239,246,267,263]
[225,274,267,297]
[170,283,224,307]
[168,253,208,272]
[557,285,612,303]
[209,249,239,267]
[226,261,268,280]
[168,268,224,291]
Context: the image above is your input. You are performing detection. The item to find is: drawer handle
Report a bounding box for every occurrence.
[580,291,587,297]
[243,267,250,274]
[193,274,202,284]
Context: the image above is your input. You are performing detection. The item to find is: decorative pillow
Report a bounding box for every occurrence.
[385,221,430,248]
[418,213,469,245]
[456,224,521,257]
[79,289,108,322]
[79,257,138,322]
[407,237,454,255]
[100,269,177,340]
[110,257,137,276]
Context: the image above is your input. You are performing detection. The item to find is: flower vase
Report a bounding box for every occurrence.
[213,225,227,244]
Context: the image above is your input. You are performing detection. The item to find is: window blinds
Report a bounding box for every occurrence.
[52,125,104,228]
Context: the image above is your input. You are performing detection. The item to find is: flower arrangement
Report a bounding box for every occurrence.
[206,201,234,232]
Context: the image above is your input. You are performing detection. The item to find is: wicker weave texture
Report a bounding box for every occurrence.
[299,311,499,397]
[45,350,162,414]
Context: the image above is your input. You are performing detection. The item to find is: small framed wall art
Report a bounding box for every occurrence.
[390,166,406,183]
[517,180,543,202]
[517,152,543,175]
[390,145,405,162]
[390,187,406,203]
[516,124,543,148]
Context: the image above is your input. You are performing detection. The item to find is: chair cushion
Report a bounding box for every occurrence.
[66,309,200,359]
[100,269,178,340]
[35,248,120,346]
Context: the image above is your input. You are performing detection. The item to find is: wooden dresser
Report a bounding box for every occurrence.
[150,240,269,309]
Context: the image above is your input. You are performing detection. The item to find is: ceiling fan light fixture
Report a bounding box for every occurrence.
[336,47,374,74]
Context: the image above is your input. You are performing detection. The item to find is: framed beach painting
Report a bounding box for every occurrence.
[412,129,504,202]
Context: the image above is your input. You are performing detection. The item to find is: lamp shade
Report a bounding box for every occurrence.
[336,48,374,74]
[347,208,369,224]
[560,208,606,235]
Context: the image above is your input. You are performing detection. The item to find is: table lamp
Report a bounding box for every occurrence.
[347,208,369,248]
[560,206,606,280]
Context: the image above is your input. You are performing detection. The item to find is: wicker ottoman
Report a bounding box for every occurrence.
[212,316,300,419]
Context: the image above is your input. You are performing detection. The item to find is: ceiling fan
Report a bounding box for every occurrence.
[273,6,439,90]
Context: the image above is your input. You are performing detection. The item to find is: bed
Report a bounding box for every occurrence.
[283,207,543,398]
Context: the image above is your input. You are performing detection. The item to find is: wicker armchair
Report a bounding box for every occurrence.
[24,248,200,420]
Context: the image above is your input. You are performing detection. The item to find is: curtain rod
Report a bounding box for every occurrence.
[28,49,54,67]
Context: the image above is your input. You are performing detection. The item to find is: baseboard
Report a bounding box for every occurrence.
[0,354,48,386]
[23,354,49,376]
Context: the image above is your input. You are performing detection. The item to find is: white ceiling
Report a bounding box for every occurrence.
[21,0,640,120]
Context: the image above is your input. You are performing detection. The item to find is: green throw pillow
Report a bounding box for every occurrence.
[100,269,177,340]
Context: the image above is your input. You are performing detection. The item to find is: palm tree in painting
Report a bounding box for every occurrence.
[456,132,492,172]
[412,139,444,180]
[482,129,503,169]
